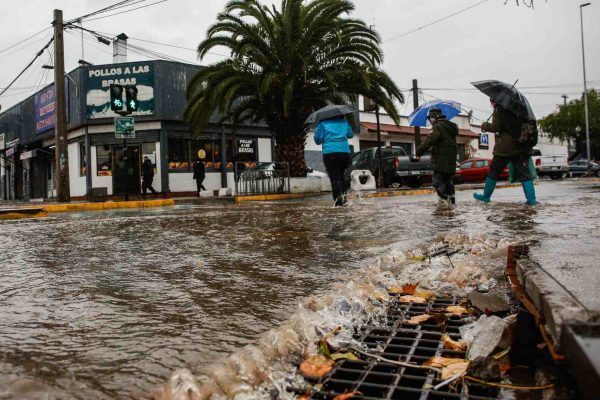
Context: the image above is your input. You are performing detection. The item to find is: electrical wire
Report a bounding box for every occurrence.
[0,27,51,55]
[66,0,136,24]
[0,37,54,98]
[383,0,491,43]
[83,0,169,22]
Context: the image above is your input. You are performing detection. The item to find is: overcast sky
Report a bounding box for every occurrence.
[1,0,598,123]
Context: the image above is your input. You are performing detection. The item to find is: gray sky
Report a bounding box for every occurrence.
[1,0,599,123]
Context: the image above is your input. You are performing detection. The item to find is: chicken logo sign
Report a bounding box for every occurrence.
[86,62,154,119]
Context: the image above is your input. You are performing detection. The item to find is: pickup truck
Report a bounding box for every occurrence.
[531,148,569,179]
[347,146,432,188]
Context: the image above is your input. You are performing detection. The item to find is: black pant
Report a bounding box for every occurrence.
[323,152,351,205]
[195,177,206,192]
[432,171,455,200]
[488,155,531,181]
[142,175,157,195]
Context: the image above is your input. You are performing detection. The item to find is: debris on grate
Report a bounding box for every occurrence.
[306,296,502,400]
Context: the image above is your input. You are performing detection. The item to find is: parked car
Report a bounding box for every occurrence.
[456,158,508,183]
[346,146,432,188]
[569,160,600,177]
[532,148,569,179]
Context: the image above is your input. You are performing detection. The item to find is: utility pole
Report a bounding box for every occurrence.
[53,9,70,202]
[369,25,384,188]
[580,2,592,172]
[412,79,421,149]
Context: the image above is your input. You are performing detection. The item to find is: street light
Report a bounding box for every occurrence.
[579,2,591,172]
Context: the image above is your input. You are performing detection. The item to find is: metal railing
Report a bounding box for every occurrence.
[234,162,290,196]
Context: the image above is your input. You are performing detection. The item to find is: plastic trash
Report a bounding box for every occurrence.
[350,170,376,191]
[459,315,513,360]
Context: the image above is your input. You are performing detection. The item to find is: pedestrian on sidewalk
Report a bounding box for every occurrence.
[415,108,458,205]
[473,100,539,205]
[141,156,157,198]
[314,116,354,206]
[193,158,206,195]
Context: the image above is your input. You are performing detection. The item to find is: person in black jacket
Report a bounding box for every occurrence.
[193,158,206,195]
[141,156,157,198]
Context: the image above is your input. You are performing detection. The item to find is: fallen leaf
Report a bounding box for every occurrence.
[299,355,334,379]
[317,339,331,358]
[399,295,427,304]
[414,290,436,300]
[441,361,470,379]
[402,282,419,295]
[373,292,390,302]
[446,305,469,316]
[442,334,466,351]
[428,313,448,326]
[388,287,402,294]
[406,314,431,325]
[423,356,466,368]
[410,255,428,262]
[297,395,310,400]
[333,391,362,400]
[331,352,360,361]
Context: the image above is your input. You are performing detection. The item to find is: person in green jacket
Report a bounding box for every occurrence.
[416,108,458,205]
[473,100,539,205]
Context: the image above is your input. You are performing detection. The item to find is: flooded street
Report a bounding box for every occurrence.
[1,180,598,399]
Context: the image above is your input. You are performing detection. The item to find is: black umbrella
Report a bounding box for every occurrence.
[305,104,360,132]
[471,80,535,120]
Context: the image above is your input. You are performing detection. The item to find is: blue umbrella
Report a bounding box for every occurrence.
[408,100,462,127]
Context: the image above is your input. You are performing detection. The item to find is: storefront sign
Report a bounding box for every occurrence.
[115,116,135,139]
[479,133,489,150]
[34,80,69,134]
[237,139,256,154]
[5,147,16,157]
[0,133,5,151]
[86,62,155,119]
[20,149,37,160]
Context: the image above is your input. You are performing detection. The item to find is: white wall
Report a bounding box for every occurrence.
[90,145,113,195]
[258,138,272,162]
[68,141,87,197]
[168,172,236,192]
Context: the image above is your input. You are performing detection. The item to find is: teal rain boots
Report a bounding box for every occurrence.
[473,177,497,203]
[521,180,539,205]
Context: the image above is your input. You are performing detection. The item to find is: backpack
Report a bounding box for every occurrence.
[517,119,538,149]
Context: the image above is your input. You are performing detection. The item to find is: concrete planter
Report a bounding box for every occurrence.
[289,176,323,194]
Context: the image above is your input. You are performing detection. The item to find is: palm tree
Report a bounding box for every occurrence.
[185,0,404,176]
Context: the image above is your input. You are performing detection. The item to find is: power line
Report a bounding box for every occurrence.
[0,37,54,98]
[66,0,137,24]
[83,0,169,22]
[0,27,51,55]
[383,0,491,43]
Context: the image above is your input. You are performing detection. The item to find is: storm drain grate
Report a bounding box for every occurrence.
[309,296,501,400]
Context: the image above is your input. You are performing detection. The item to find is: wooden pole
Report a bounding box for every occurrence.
[53,9,70,202]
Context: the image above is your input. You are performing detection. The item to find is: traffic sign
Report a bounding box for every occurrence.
[115,116,135,139]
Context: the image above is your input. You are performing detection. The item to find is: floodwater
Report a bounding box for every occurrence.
[0,180,597,399]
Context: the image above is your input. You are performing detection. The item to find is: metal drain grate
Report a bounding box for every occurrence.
[309,297,501,400]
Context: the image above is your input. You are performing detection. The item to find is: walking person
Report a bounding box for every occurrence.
[415,108,458,205]
[193,158,206,195]
[141,156,157,198]
[314,116,354,206]
[473,100,539,205]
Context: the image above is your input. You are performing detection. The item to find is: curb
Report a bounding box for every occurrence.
[0,208,48,220]
[24,199,175,214]
[235,192,323,203]
[363,188,433,198]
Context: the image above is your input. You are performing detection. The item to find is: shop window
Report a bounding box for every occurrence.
[141,142,157,173]
[96,145,112,176]
[168,138,190,171]
[79,141,86,176]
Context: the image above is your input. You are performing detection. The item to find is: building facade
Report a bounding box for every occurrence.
[0,60,273,201]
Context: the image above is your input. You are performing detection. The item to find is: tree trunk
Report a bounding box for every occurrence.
[274,132,308,177]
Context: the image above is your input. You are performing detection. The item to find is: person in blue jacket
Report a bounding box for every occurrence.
[314,116,354,206]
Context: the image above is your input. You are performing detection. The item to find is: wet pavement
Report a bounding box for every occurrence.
[0,180,598,399]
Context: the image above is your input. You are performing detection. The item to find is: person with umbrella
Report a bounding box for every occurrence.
[414,107,459,205]
[309,105,356,206]
[471,80,539,205]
